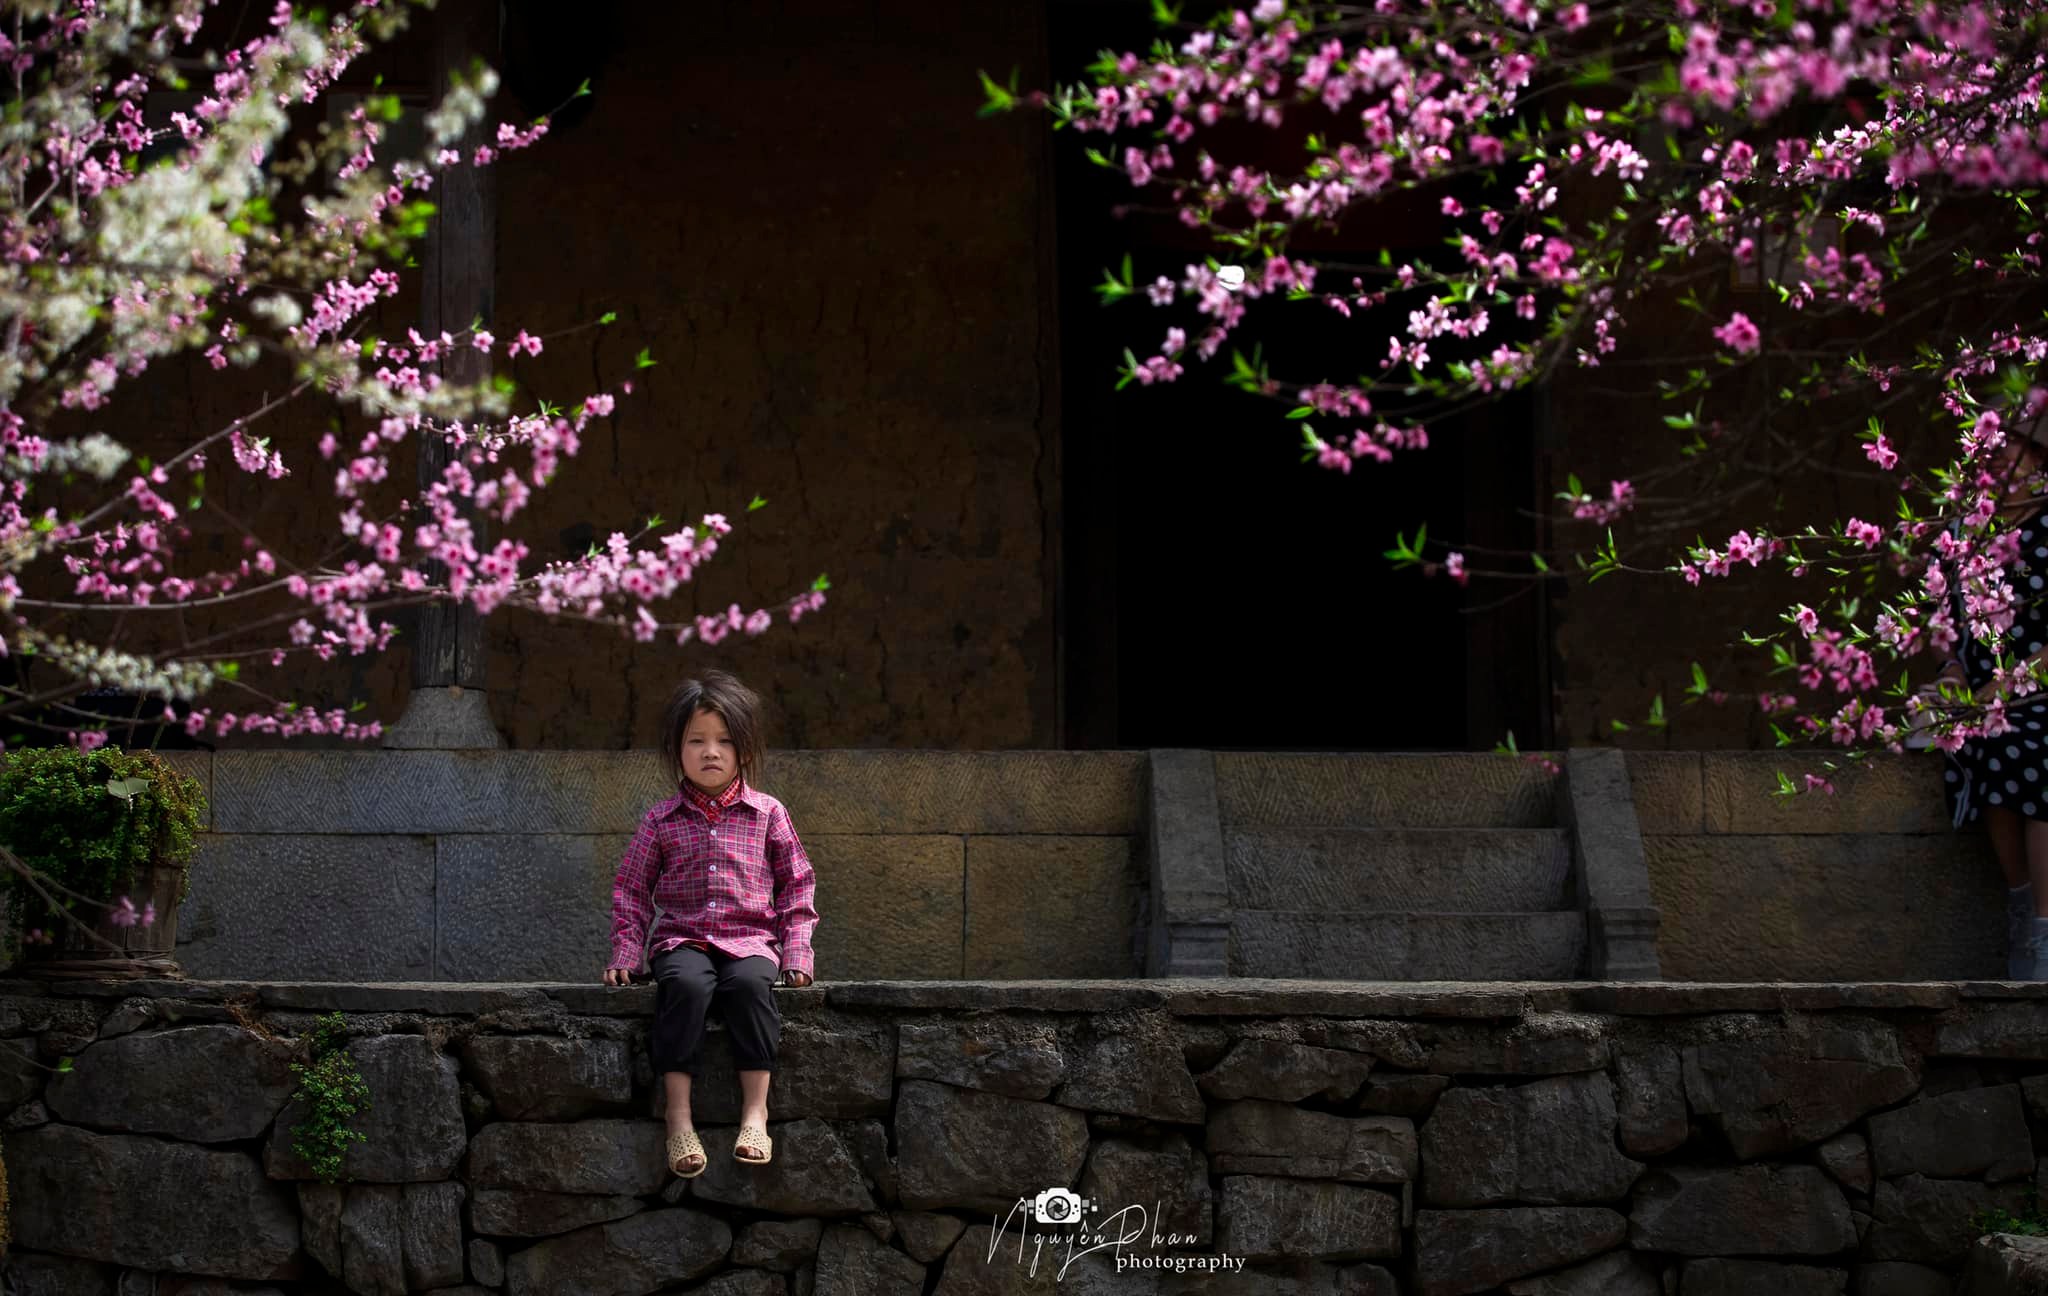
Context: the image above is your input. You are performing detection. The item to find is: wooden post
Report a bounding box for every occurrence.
[383,0,502,749]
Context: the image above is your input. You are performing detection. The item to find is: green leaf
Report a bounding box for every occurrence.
[575,77,593,97]
[1116,348,1141,391]
[811,573,832,592]
[748,495,768,512]
[977,71,1013,117]
[634,347,656,369]
[1094,268,1134,304]
[105,777,152,802]
[55,1057,73,1074]
[598,311,617,325]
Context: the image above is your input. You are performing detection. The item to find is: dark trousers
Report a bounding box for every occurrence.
[651,944,780,1075]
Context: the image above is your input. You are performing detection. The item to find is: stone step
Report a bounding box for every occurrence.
[1224,827,1572,913]
[1231,911,1586,981]
[1213,753,1561,829]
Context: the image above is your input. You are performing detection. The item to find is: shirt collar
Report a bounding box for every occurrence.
[656,776,770,820]
[685,775,745,815]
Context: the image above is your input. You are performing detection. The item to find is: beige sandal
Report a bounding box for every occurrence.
[734,1124,773,1165]
[667,1129,707,1178]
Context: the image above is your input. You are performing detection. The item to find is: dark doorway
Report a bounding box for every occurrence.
[1047,1,1552,751]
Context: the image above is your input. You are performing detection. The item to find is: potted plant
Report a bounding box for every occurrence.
[0,746,206,978]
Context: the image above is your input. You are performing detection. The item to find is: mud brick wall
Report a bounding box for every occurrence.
[5,980,2048,1295]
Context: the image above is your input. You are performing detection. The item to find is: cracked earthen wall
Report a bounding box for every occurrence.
[468,2,1060,749]
[35,2,1059,752]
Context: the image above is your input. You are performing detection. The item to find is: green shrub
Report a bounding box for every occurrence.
[290,1013,370,1185]
[0,746,206,949]
[1977,1194,2048,1237]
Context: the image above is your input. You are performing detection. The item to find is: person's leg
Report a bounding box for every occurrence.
[1990,805,2027,889]
[1982,807,2034,979]
[713,954,781,1159]
[2020,817,2048,980]
[652,947,719,1169]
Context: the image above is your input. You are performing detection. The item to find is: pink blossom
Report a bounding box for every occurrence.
[1726,530,1766,566]
[1712,312,1761,354]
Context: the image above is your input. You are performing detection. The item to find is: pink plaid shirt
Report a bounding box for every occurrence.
[608,779,820,978]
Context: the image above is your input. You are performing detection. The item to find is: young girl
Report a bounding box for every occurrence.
[604,671,820,1175]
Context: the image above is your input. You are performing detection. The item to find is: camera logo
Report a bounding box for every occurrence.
[1030,1187,1097,1225]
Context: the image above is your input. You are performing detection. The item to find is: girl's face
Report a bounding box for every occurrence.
[680,707,738,793]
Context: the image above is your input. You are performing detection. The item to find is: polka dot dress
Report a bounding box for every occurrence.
[1947,510,2048,825]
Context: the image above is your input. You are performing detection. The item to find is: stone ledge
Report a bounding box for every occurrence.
[1697,752,1950,835]
[8,978,2044,1019]
[206,750,1147,836]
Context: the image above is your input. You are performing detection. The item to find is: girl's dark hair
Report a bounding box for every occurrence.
[659,671,765,789]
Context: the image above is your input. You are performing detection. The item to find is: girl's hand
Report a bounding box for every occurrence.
[602,967,633,987]
[783,970,812,988]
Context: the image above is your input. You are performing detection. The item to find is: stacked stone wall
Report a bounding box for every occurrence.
[4,980,2048,1294]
